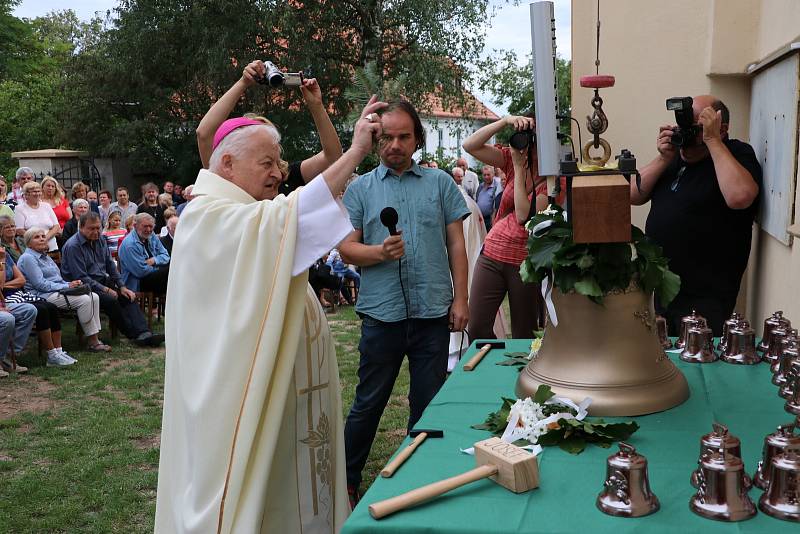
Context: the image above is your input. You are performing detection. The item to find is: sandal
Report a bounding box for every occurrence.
[87,343,112,352]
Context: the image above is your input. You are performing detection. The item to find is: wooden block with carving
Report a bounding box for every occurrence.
[369,437,539,519]
[571,175,631,243]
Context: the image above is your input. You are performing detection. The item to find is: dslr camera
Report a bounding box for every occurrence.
[665,96,700,147]
[258,61,303,88]
[509,129,536,150]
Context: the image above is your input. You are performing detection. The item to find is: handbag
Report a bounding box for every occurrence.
[60,285,91,297]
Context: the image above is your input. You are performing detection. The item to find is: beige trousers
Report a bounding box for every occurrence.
[46,292,102,337]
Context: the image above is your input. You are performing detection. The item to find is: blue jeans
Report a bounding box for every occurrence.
[0,303,38,358]
[344,314,450,488]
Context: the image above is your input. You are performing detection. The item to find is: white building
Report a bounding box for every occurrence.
[414,92,499,169]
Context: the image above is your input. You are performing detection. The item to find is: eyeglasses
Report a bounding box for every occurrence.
[670,166,687,192]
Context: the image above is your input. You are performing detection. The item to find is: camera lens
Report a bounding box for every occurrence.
[509,131,530,150]
[670,129,684,147]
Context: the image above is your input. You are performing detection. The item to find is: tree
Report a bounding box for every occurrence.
[477,51,571,143]
[58,0,499,182]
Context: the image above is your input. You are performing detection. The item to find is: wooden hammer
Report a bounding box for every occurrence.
[369,437,539,519]
[463,341,506,371]
[380,429,444,478]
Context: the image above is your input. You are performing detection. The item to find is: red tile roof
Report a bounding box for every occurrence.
[423,91,500,121]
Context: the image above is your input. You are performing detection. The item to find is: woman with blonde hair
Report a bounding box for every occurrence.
[14,181,61,254]
[41,175,72,229]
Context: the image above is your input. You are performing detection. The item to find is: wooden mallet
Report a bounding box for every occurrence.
[463,341,506,371]
[380,429,444,478]
[369,437,539,519]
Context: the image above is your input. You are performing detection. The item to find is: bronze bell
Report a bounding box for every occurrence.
[655,315,672,349]
[691,423,751,489]
[721,320,760,365]
[781,359,800,401]
[754,423,800,490]
[677,310,706,350]
[758,448,800,521]
[786,371,800,416]
[690,447,757,522]
[774,335,799,386]
[596,442,660,517]
[718,312,743,354]
[681,326,718,363]
[760,310,787,353]
[763,325,790,366]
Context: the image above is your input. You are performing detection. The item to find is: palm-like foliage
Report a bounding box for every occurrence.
[343,61,407,122]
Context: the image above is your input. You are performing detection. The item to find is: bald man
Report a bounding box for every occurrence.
[632,94,762,335]
[456,157,478,199]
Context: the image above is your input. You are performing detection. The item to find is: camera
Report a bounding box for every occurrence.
[665,96,700,147]
[509,129,536,150]
[258,61,303,88]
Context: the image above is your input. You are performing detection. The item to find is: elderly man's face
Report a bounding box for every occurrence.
[482,167,494,184]
[452,168,464,185]
[75,204,89,218]
[227,128,283,201]
[456,158,468,170]
[135,218,155,239]
[18,173,33,186]
[80,219,102,241]
[166,216,178,237]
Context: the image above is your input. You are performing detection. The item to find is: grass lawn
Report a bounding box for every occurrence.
[0,306,411,533]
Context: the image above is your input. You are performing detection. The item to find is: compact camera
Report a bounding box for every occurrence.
[509,129,536,150]
[258,61,303,88]
[665,96,700,147]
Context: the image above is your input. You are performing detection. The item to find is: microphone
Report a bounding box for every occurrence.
[380,207,399,236]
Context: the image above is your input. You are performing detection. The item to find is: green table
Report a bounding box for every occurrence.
[341,339,798,533]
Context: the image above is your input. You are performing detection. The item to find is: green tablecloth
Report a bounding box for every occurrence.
[341,339,797,533]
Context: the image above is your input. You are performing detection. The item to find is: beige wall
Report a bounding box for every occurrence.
[570,0,800,331]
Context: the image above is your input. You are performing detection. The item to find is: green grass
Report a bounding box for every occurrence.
[0,306,412,532]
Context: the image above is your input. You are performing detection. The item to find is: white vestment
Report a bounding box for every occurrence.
[155,170,351,534]
[448,187,508,371]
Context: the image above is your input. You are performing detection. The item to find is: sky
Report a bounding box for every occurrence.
[14,0,572,114]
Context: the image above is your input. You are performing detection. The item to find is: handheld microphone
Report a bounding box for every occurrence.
[380,207,399,236]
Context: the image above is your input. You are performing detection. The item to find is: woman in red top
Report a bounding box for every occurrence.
[41,176,72,229]
[463,115,553,340]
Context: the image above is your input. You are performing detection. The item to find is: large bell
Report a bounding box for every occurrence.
[758,449,800,521]
[596,442,660,517]
[754,422,800,490]
[516,288,689,416]
[689,447,757,522]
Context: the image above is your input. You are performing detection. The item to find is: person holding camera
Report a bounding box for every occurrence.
[197,60,342,194]
[462,115,553,342]
[632,94,761,335]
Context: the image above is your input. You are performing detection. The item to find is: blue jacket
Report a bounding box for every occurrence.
[118,231,170,291]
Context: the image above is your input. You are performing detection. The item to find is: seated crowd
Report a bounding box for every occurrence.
[0,171,191,378]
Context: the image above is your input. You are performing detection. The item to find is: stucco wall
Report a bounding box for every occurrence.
[570,0,800,330]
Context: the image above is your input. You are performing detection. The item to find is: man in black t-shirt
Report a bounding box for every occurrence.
[137,182,166,233]
[631,95,762,335]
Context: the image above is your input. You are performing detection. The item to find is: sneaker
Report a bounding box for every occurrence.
[133,332,152,347]
[146,333,165,347]
[47,352,74,367]
[1,358,27,374]
[59,350,77,364]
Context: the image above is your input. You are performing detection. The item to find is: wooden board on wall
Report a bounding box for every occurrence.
[748,52,799,245]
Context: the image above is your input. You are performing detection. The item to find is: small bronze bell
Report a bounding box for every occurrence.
[763,325,789,366]
[760,310,787,352]
[781,360,800,401]
[754,423,800,490]
[596,442,660,517]
[690,447,757,522]
[786,372,800,416]
[758,448,800,522]
[721,320,760,365]
[774,335,799,386]
[718,312,743,354]
[655,315,672,349]
[691,423,751,489]
[677,310,706,350]
[681,326,718,363]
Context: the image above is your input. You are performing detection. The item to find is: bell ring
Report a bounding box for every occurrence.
[759,310,787,353]
[721,320,760,365]
[758,449,800,522]
[754,423,800,490]
[690,447,757,522]
[718,312,743,354]
[596,442,660,518]
[691,423,751,490]
[680,326,717,363]
[677,310,706,350]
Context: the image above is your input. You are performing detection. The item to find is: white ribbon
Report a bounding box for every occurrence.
[545,395,592,420]
[530,219,555,237]
[542,276,558,326]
